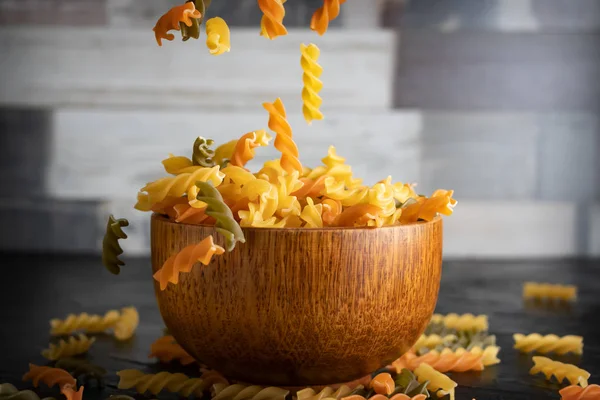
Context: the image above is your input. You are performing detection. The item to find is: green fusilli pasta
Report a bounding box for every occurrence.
[179,0,212,40]
[102,215,128,275]
[195,181,245,251]
[193,137,216,167]
[0,384,55,400]
[393,368,430,397]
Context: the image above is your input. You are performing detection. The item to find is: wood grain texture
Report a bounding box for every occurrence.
[0,27,395,111]
[150,215,443,385]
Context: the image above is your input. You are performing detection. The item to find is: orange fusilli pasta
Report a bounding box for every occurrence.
[229,130,272,168]
[263,98,302,174]
[154,235,225,290]
[149,335,196,365]
[259,0,288,39]
[311,0,346,36]
[152,3,202,46]
[559,384,600,400]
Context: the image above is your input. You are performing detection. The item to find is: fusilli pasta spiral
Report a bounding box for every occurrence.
[413,363,456,400]
[153,235,225,290]
[113,306,139,341]
[206,17,231,55]
[214,139,238,168]
[514,333,583,355]
[22,364,76,390]
[370,373,395,395]
[310,0,346,36]
[195,181,245,251]
[300,43,324,124]
[179,0,212,41]
[149,335,196,365]
[300,197,323,228]
[117,370,208,396]
[559,384,600,400]
[0,383,55,400]
[42,334,96,361]
[263,98,302,174]
[153,2,202,46]
[335,204,381,227]
[193,137,216,167]
[212,383,289,400]
[530,356,590,386]
[102,215,128,275]
[430,313,488,332]
[523,282,577,302]
[258,0,288,39]
[413,334,457,351]
[230,130,272,168]
[393,368,430,397]
[392,349,484,373]
[296,385,352,400]
[50,310,120,336]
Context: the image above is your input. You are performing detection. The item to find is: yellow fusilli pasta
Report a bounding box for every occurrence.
[50,310,120,336]
[113,307,139,341]
[514,333,583,355]
[205,17,230,55]
[413,363,456,400]
[296,385,352,400]
[300,197,324,228]
[42,334,96,361]
[212,383,289,400]
[430,313,489,332]
[530,356,590,386]
[523,282,577,302]
[300,43,324,124]
[117,370,209,397]
[412,334,458,350]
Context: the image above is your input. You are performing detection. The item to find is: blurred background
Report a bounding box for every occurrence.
[0,0,598,259]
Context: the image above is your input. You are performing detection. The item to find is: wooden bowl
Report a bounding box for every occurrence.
[151,214,443,386]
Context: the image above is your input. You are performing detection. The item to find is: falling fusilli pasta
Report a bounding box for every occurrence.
[300,43,324,124]
[41,334,96,361]
[530,356,590,386]
[263,98,302,174]
[154,235,225,290]
[152,2,202,46]
[102,215,128,275]
[206,17,231,55]
[258,0,287,39]
[310,0,346,36]
[192,137,216,167]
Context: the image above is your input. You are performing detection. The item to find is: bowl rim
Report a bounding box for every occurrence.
[151,213,442,232]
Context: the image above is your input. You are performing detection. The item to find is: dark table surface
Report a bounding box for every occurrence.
[1,253,599,400]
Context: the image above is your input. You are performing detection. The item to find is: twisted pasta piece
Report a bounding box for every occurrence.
[60,385,83,400]
[393,368,430,397]
[263,98,302,174]
[193,137,216,167]
[206,17,231,55]
[0,383,55,400]
[152,2,202,46]
[50,310,120,336]
[291,176,326,199]
[117,370,209,397]
[321,198,342,226]
[300,197,324,228]
[154,235,225,290]
[412,334,458,351]
[54,358,107,387]
[559,384,600,400]
[114,307,139,341]
[323,178,370,207]
[430,313,489,332]
[413,363,456,400]
[297,385,352,400]
[214,139,238,168]
[370,373,394,395]
[212,383,289,400]
[102,215,128,275]
[179,0,211,41]
[42,334,96,361]
[149,335,196,365]
[23,364,76,390]
[523,282,577,302]
[230,130,272,168]
[258,0,288,40]
[139,165,225,211]
[195,181,245,251]
[300,43,324,124]
[335,204,381,227]
[310,0,346,36]
[514,333,583,355]
[530,356,590,386]
[392,349,484,373]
